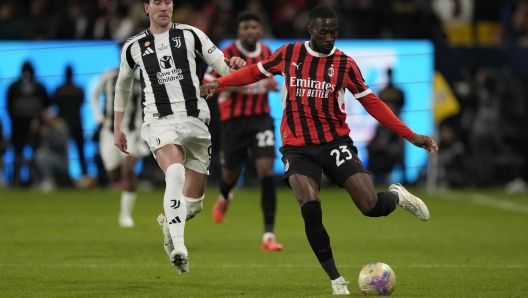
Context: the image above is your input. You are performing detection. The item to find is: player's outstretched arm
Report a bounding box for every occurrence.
[409,134,438,156]
[201,64,268,100]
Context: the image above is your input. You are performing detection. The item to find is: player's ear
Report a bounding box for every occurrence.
[307,24,313,36]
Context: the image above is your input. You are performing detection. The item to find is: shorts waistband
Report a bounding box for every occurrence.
[149,113,210,125]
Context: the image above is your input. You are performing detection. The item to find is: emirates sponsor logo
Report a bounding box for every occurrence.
[290,77,336,99]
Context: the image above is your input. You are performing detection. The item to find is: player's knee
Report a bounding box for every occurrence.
[300,200,322,225]
[359,197,378,216]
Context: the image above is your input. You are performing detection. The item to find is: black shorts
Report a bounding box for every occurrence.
[280,136,368,188]
[220,114,276,169]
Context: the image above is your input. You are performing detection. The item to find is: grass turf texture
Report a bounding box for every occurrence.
[1,187,527,297]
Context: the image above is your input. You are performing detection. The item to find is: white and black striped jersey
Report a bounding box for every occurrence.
[91,69,143,132]
[118,23,224,121]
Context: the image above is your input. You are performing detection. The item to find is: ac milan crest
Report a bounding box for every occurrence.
[328,66,335,77]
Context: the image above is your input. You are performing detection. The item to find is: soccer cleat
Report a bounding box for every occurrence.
[261,233,283,251]
[157,214,174,256]
[212,193,232,223]
[331,276,350,295]
[170,245,189,274]
[389,183,430,221]
[119,214,134,228]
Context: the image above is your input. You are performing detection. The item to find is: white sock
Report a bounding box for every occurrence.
[120,191,137,218]
[184,195,204,221]
[164,164,187,245]
[332,276,345,284]
[262,232,274,242]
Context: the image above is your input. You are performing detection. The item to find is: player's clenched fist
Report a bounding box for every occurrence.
[200,80,220,100]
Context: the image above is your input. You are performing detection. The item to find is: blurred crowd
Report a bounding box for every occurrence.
[1,0,528,192]
[1,0,527,47]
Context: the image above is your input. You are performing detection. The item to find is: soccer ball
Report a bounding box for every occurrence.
[357,262,396,296]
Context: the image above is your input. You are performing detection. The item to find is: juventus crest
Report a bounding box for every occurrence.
[172,36,181,48]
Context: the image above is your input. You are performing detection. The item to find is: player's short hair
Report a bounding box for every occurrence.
[142,0,149,4]
[236,11,261,25]
[309,5,337,25]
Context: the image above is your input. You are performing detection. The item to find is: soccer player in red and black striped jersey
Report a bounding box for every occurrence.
[203,11,283,251]
[201,5,438,294]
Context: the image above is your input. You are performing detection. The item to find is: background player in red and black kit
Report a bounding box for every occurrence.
[204,11,283,251]
[201,5,438,295]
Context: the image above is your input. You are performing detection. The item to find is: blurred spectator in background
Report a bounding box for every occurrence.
[93,2,135,40]
[33,109,73,192]
[345,0,385,39]
[245,0,274,38]
[27,0,51,40]
[7,62,51,186]
[54,1,94,40]
[0,1,23,40]
[386,0,445,51]
[467,67,500,187]
[271,0,307,38]
[496,66,528,192]
[53,65,89,183]
[367,68,406,186]
[437,123,471,188]
[500,0,528,46]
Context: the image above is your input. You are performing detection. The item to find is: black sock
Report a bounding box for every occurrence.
[321,258,341,280]
[219,178,236,201]
[301,201,340,279]
[261,176,276,233]
[366,191,398,217]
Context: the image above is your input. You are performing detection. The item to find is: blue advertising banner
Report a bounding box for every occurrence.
[0,40,433,183]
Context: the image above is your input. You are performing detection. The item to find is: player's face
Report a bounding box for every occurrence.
[238,20,262,48]
[308,18,338,54]
[145,0,173,28]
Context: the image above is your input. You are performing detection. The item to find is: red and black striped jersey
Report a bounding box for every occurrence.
[205,40,275,121]
[257,41,372,147]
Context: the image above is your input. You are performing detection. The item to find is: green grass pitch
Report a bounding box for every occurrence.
[1,186,527,297]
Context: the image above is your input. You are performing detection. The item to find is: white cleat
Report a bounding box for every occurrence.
[157,214,174,256]
[331,276,350,295]
[389,183,430,221]
[170,246,189,274]
[119,214,134,228]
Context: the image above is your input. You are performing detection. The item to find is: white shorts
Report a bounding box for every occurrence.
[141,114,212,175]
[100,128,150,171]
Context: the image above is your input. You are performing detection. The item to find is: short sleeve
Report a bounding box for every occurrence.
[257,44,288,77]
[344,57,371,99]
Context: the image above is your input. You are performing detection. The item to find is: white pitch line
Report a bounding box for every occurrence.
[435,192,528,215]
[469,193,528,214]
[0,263,526,269]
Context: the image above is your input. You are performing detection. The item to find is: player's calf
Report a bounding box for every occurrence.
[184,196,204,221]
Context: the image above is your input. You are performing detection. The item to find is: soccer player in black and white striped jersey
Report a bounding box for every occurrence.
[113,0,245,274]
[91,49,149,228]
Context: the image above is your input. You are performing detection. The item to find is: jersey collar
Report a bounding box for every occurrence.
[304,41,336,57]
[145,23,180,36]
[235,40,262,58]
